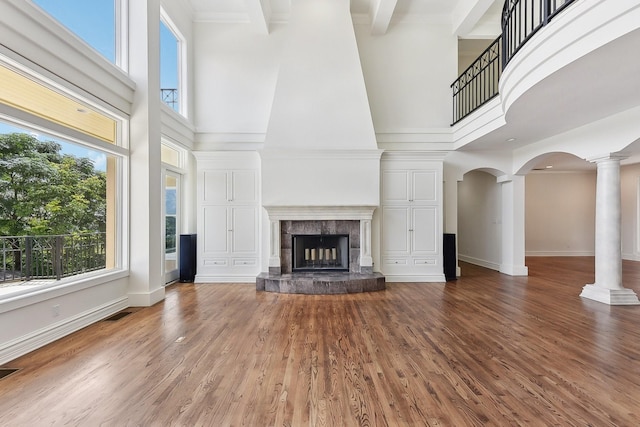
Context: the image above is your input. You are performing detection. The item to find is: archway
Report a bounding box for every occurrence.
[458,169,505,271]
[522,152,597,258]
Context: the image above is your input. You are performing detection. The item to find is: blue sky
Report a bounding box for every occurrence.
[33,0,179,89]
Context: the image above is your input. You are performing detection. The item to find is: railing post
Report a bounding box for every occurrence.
[543,0,550,25]
[54,236,64,280]
[25,237,32,281]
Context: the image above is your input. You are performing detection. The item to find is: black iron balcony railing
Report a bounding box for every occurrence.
[502,0,578,67]
[451,36,502,125]
[451,0,578,124]
[0,232,106,283]
[161,88,178,111]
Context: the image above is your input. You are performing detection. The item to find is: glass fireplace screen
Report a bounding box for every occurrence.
[292,234,349,272]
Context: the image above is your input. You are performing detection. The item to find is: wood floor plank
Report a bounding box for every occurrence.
[1,257,640,426]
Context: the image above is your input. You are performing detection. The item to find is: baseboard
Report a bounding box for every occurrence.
[526,251,595,257]
[622,253,640,261]
[500,264,529,276]
[127,287,165,307]
[0,297,128,365]
[458,254,500,271]
[384,274,446,283]
[195,275,257,283]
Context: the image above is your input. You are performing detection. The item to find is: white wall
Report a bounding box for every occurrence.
[458,170,502,269]
[525,171,596,256]
[192,19,458,142]
[622,163,640,260]
[354,21,457,132]
[0,276,128,364]
[192,22,285,140]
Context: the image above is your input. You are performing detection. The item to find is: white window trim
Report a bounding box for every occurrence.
[160,7,188,118]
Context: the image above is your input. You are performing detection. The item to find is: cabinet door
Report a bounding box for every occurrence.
[202,171,230,204]
[382,206,410,255]
[231,171,257,204]
[231,206,258,254]
[412,207,437,254]
[411,171,437,203]
[382,170,409,203]
[202,205,229,254]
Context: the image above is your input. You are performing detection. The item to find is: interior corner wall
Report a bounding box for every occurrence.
[192,22,285,136]
[458,170,502,270]
[353,21,457,130]
[525,172,596,256]
[621,163,640,260]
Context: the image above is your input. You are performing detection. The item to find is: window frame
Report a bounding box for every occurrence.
[30,0,128,71]
[0,60,129,302]
[159,8,188,118]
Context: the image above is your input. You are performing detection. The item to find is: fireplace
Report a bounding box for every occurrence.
[292,234,349,272]
[256,206,385,294]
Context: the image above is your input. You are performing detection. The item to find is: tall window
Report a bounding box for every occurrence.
[160,11,186,116]
[32,0,119,65]
[0,63,124,299]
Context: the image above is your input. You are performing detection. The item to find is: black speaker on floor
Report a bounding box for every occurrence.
[443,233,457,281]
[179,234,197,282]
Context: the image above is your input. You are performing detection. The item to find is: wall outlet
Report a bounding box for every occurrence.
[52,304,60,317]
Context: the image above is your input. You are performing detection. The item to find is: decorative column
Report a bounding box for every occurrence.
[498,175,528,276]
[360,219,373,272]
[268,219,281,274]
[581,155,640,305]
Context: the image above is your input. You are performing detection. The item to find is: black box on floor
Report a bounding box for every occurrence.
[179,234,197,282]
[443,233,457,281]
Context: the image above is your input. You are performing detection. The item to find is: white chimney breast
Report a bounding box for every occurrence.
[261,0,381,210]
[263,0,377,150]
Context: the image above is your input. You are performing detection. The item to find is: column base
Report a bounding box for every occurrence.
[580,284,640,305]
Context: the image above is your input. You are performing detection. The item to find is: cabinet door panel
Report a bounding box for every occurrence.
[202,171,229,203]
[382,170,409,203]
[203,206,229,253]
[232,171,257,203]
[412,207,437,254]
[412,171,437,203]
[231,207,258,254]
[382,207,410,255]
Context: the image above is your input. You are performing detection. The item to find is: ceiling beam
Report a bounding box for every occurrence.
[370,0,398,35]
[244,0,271,34]
[452,0,496,37]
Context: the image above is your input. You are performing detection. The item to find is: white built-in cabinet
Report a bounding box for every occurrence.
[380,153,445,282]
[194,152,260,282]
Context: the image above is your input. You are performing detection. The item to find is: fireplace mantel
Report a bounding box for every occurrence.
[263,205,377,221]
[263,205,377,274]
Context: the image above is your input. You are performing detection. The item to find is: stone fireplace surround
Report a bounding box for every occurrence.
[256,206,386,294]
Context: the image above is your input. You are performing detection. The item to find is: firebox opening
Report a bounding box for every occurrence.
[292,234,349,272]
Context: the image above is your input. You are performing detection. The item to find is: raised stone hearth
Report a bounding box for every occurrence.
[256,272,385,294]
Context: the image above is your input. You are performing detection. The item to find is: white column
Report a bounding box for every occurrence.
[360,219,373,271]
[127,0,165,306]
[499,175,528,276]
[581,155,640,305]
[268,219,281,273]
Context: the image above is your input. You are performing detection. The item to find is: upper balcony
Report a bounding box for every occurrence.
[451,0,640,152]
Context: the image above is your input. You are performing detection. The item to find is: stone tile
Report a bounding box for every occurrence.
[255,272,385,294]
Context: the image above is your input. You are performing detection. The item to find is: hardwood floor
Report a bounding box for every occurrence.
[1,257,640,426]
